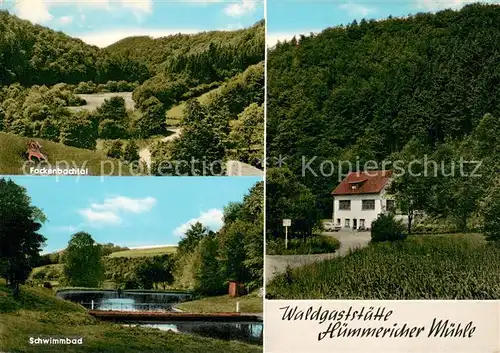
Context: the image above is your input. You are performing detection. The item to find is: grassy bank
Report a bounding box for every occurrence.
[0,281,260,353]
[266,234,500,300]
[266,235,340,255]
[107,246,177,258]
[177,294,263,313]
[0,132,132,176]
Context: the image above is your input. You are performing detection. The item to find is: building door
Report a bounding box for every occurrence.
[353,218,357,230]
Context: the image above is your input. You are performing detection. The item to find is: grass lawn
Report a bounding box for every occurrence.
[266,235,340,255]
[266,234,500,300]
[0,281,260,353]
[0,132,132,176]
[177,293,263,313]
[107,246,177,258]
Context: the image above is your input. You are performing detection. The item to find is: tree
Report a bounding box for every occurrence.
[63,232,104,287]
[59,111,98,150]
[192,235,224,295]
[480,178,500,244]
[136,97,166,138]
[0,179,46,297]
[123,140,140,163]
[266,167,320,240]
[228,103,264,166]
[107,140,123,159]
[386,139,433,234]
[177,222,210,255]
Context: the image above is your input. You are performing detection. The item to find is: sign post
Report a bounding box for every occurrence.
[283,219,291,249]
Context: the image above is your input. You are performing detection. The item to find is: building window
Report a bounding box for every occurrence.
[362,199,375,210]
[386,199,395,211]
[339,200,351,210]
[360,219,365,228]
[345,219,350,227]
[336,218,341,225]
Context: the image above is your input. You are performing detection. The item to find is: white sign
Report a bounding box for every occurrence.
[283,219,291,227]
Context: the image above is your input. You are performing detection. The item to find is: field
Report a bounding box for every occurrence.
[177,293,263,314]
[0,132,131,176]
[266,234,500,300]
[0,281,260,353]
[68,92,136,112]
[107,246,177,258]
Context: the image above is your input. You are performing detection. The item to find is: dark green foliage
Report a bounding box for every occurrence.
[63,232,105,288]
[123,140,140,163]
[0,178,46,297]
[136,97,166,138]
[371,214,406,243]
[266,235,340,255]
[0,11,149,86]
[107,140,123,159]
[59,112,98,150]
[266,167,321,240]
[480,181,500,244]
[103,255,174,290]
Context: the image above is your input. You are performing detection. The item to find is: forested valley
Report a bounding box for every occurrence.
[267,4,500,234]
[0,12,264,174]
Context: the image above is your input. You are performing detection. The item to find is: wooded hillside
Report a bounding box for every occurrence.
[267,4,500,216]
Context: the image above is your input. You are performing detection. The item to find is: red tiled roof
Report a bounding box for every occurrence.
[331,170,393,195]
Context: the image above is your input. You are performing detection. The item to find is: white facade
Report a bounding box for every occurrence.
[332,190,394,230]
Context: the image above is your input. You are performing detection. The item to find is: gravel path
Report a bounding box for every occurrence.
[139,128,182,170]
[265,231,371,284]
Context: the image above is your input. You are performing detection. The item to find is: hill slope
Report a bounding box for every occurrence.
[0,132,132,176]
[267,3,500,214]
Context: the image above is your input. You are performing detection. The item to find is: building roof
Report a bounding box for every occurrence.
[331,170,393,195]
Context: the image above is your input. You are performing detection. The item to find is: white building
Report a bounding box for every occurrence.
[331,170,395,230]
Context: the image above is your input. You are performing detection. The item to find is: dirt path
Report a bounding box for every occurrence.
[265,231,371,284]
[139,128,182,171]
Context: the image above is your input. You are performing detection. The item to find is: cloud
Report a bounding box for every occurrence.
[14,0,152,24]
[224,0,257,17]
[415,0,500,12]
[78,196,156,226]
[76,28,203,47]
[58,16,73,25]
[173,209,224,237]
[90,196,157,214]
[16,0,52,23]
[78,208,122,225]
[338,2,375,17]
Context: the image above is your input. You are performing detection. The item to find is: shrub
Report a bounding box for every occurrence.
[371,214,406,243]
[266,235,340,255]
[480,183,500,244]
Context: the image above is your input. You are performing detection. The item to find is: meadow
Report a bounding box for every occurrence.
[266,234,500,300]
[0,280,259,353]
[107,246,177,258]
[0,132,131,176]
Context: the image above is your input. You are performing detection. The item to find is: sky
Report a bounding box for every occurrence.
[4,0,264,47]
[4,176,261,253]
[267,0,500,47]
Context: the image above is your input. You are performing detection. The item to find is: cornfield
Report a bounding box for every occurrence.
[266,234,500,299]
